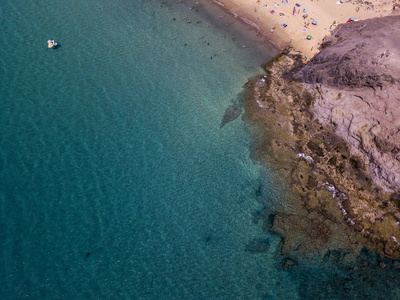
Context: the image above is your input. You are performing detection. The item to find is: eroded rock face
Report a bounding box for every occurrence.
[301,15,400,193]
[243,40,400,258]
[244,52,373,259]
[302,15,400,89]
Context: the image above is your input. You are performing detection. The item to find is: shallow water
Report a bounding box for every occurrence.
[0,0,287,298]
[1,0,400,299]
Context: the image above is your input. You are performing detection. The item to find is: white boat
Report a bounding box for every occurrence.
[47,39,58,49]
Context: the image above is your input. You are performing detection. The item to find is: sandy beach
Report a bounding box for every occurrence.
[214,0,398,59]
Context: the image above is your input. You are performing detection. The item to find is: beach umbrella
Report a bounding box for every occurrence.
[312,20,317,25]
[306,35,312,40]
[350,17,355,21]
[303,9,307,13]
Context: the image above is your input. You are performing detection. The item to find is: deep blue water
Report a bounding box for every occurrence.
[2,0,400,299]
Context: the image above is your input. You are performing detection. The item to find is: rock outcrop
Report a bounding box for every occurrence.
[243,15,400,259]
[301,15,400,194]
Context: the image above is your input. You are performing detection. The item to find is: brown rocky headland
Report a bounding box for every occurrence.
[244,15,400,259]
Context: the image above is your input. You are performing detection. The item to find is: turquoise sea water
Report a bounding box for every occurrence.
[2,0,400,299]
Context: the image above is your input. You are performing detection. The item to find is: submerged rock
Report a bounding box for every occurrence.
[245,238,270,254]
[220,96,243,128]
[281,258,296,270]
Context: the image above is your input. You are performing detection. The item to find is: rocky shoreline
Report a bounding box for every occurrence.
[243,15,400,259]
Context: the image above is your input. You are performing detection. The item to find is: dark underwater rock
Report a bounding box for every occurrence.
[281,258,296,270]
[220,95,244,128]
[245,238,270,254]
[220,102,242,128]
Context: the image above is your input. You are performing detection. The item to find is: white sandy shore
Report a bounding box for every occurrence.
[213,0,398,59]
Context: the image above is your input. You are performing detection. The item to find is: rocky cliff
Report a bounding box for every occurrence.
[301,15,400,195]
[243,15,400,259]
